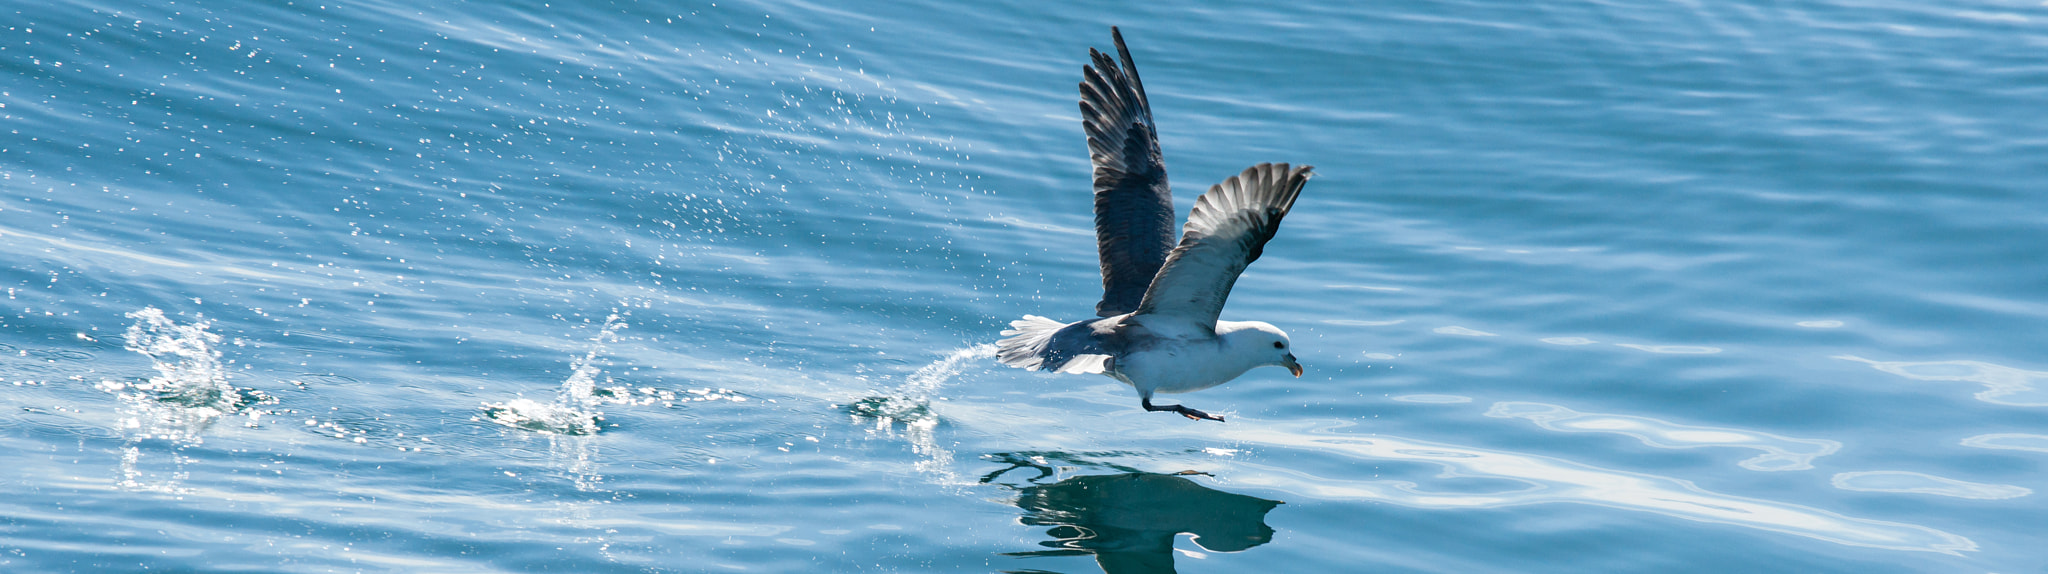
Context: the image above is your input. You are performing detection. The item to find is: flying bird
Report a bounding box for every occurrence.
[996,27,1312,422]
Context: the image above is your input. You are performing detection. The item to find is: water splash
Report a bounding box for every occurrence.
[847,344,993,425]
[113,307,252,413]
[1485,402,1840,471]
[848,344,996,484]
[478,313,638,494]
[478,312,757,491]
[479,319,750,433]
[98,307,269,492]
[481,313,628,436]
[904,344,996,398]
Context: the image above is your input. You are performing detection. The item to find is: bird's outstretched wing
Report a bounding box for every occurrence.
[1082,27,1176,317]
[1133,163,1313,331]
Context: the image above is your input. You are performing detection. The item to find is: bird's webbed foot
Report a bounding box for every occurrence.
[1142,398,1225,422]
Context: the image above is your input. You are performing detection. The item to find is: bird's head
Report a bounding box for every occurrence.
[1220,321,1302,377]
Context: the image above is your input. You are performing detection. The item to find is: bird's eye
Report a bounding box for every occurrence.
[1273,342,1285,349]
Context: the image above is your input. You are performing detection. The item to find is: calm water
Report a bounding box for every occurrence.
[3,0,2046,572]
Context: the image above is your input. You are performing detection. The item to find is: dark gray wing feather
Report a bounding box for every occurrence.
[1081,27,1176,317]
[1133,163,1313,331]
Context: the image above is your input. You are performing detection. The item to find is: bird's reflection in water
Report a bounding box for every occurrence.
[998,470,1282,574]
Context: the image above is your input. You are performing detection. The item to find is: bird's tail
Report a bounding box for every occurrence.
[995,315,1068,371]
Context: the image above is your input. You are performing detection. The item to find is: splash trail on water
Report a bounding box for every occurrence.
[482,314,629,435]
[98,307,270,491]
[848,344,998,484]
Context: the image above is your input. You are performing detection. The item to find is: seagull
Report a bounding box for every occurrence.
[995,27,1312,422]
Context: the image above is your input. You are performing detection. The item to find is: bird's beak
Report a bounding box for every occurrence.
[1283,354,1302,377]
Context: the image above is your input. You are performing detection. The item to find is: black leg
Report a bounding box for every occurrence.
[1142,397,1225,422]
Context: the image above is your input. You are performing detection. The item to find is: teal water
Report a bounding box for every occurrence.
[4,0,2046,572]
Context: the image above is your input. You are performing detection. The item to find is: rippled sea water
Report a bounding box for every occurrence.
[4,0,2046,572]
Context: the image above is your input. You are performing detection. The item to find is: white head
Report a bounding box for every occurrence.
[1218,321,1303,377]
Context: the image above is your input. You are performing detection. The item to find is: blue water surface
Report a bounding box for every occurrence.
[3,0,2046,572]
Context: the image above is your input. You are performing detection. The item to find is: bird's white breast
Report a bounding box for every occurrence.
[1114,339,1259,395]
